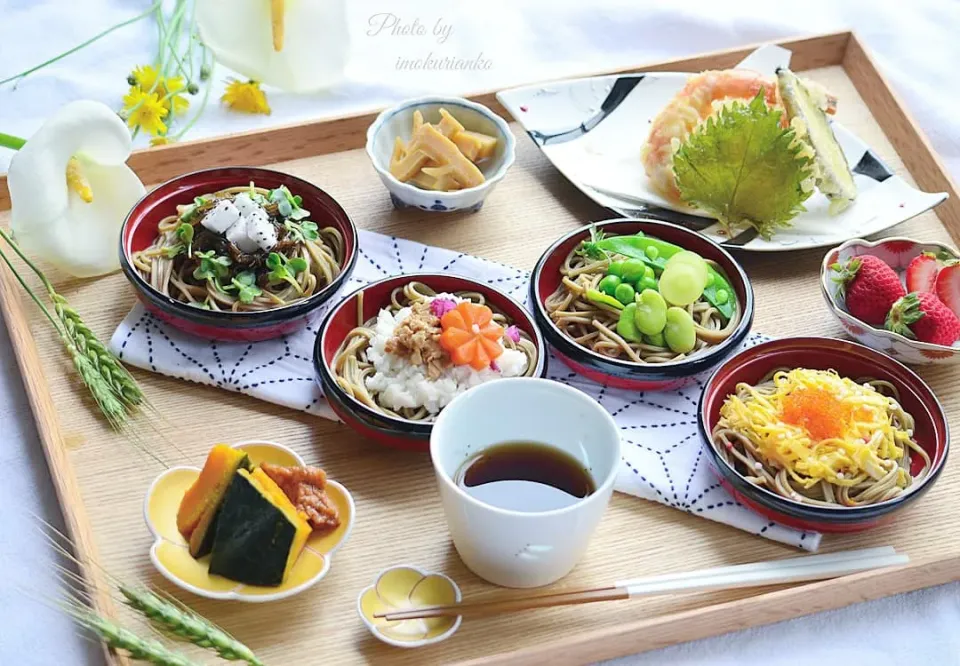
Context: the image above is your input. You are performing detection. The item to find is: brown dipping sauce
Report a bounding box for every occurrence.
[454,441,595,512]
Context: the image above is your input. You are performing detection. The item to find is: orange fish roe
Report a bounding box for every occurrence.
[780,387,851,441]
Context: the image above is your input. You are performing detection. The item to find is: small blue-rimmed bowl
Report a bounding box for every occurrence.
[365,96,516,213]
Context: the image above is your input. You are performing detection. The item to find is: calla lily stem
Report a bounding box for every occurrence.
[0,133,26,151]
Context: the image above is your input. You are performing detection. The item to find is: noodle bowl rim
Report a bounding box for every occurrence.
[119,166,359,323]
[313,272,549,429]
[697,337,949,517]
[531,218,755,372]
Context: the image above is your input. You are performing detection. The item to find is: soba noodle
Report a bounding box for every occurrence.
[132,185,345,312]
[544,244,740,363]
[712,368,930,507]
[332,281,539,422]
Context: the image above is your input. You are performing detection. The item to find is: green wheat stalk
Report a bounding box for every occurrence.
[0,228,145,428]
[42,524,264,666]
[121,586,264,666]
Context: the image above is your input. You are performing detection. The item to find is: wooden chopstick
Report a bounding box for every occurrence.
[375,547,908,621]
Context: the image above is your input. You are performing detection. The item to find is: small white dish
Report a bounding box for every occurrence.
[430,378,620,588]
[144,440,355,602]
[365,96,516,213]
[821,237,960,365]
[357,564,462,648]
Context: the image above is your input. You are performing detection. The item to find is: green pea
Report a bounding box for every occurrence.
[614,282,636,305]
[607,261,625,278]
[643,266,656,280]
[621,258,646,282]
[639,276,658,292]
[664,307,697,354]
[705,272,715,287]
[617,303,643,343]
[644,332,666,347]
[598,274,622,296]
[645,245,659,260]
[715,289,729,305]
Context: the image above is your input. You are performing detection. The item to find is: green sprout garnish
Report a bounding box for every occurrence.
[178,195,214,223]
[174,222,194,258]
[192,250,232,282]
[283,219,319,243]
[230,270,262,304]
[266,252,307,294]
[575,225,610,260]
[269,186,310,220]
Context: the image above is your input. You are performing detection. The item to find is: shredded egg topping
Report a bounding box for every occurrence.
[718,369,912,489]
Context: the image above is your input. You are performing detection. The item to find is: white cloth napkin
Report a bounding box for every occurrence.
[110,229,821,550]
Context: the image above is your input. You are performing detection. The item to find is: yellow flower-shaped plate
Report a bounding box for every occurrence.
[358,565,462,648]
[144,441,354,603]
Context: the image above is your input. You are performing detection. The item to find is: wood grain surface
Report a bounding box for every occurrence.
[1,36,958,665]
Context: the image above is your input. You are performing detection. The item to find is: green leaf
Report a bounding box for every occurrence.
[265,252,305,294]
[192,250,232,281]
[231,271,262,304]
[179,196,214,223]
[269,185,310,220]
[673,90,814,240]
[284,219,319,243]
[174,223,194,257]
[288,257,308,273]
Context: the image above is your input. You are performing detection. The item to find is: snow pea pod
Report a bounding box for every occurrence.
[585,288,624,311]
[593,235,736,322]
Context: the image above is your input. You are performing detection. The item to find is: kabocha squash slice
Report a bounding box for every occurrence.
[208,468,311,587]
[176,444,251,540]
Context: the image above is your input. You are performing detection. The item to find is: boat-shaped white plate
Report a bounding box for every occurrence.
[496,46,947,252]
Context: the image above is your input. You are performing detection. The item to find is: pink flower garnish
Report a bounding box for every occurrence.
[504,325,521,343]
[490,360,501,372]
[430,298,457,318]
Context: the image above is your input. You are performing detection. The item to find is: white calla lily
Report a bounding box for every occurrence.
[7,100,145,278]
[196,0,349,93]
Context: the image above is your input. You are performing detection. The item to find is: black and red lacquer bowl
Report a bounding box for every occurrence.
[699,337,949,533]
[530,218,754,391]
[314,273,548,452]
[119,167,358,342]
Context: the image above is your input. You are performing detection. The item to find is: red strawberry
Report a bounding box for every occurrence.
[831,255,905,326]
[935,263,960,318]
[905,253,940,293]
[885,292,960,345]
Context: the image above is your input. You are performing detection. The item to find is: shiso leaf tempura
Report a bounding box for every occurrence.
[641,67,856,238]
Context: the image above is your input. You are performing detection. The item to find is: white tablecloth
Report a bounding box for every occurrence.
[2,1,959,664]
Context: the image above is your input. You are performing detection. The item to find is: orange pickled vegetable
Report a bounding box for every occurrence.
[439,302,504,370]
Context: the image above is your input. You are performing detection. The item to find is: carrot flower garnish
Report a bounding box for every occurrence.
[439,302,504,371]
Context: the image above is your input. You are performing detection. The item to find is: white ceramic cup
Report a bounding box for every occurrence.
[430,377,621,588]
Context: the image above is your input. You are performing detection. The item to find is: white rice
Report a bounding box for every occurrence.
[364,294,528,414]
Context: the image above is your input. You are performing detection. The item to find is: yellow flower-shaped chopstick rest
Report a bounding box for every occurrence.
[195,0,349,92]
[358,566,462,648]
[7,100,146,277]
[144,441,355,603]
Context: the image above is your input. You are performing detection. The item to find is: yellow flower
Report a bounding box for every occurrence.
[150,136,172,147]
[163,75,190,115]
[221,79,271,115]
[131,64,160,90]
[122,87,169,136]
[130,65,189,115]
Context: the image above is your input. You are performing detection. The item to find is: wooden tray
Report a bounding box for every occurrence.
[2,31,959,666]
